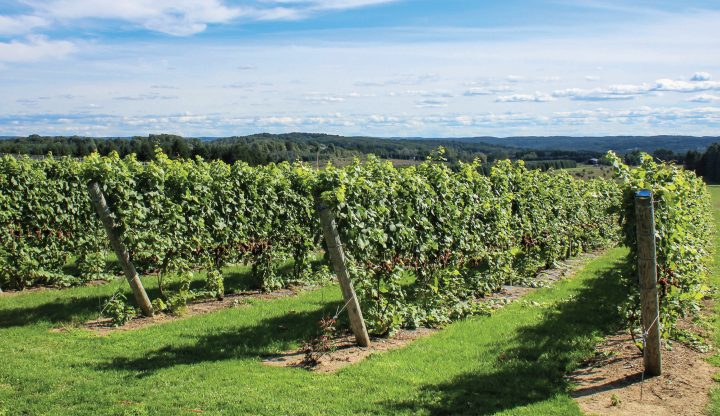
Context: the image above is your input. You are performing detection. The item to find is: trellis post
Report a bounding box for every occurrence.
[88,181,154,317]
[316,200,371,347]
[634,189,662,376]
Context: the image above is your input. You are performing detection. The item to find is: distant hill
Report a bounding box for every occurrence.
[0,133,593,165]
[0,133,716,165]
[439,135,719,153]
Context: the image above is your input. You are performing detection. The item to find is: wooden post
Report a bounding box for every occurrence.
[634,189,661,376]
[88,182,154,317]
[317,201,371,347]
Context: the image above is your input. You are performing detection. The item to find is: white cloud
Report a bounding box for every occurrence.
[691,72,711,81]
[27,0,246,36]
[0,15,49,35]
[552,85,648,101]
[305,95,346,103]
[551,77,720,101]
[496,92,554,102]
[415,99,448,108]
[0,35,76,62]
[348,92,376,97]
[389,89,453,98]
[4,105,720,137]
[354,74,440,87]
[20,0,399,36]
[584,75,599,81]
[464,85,515,96]
[653,78,720,93]
[688,94,720,103]
[552,106,720,126]
[113,92,178,101]
[542,76,561,82]
[2,6,720,137]
[283,0,399,11]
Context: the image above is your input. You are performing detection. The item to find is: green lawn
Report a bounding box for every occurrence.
[562,164,614,180]
[0,244,634,415]
[707,185,720,415]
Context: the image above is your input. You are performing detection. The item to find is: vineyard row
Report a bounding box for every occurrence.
[0,149,711,335]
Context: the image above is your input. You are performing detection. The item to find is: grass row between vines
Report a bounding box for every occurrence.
[0,245,633,415]
[707,185,720,415]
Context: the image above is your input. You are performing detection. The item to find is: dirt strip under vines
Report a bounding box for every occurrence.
[53,287,304,335]
[262,252,601,373]
[570,297,718,416]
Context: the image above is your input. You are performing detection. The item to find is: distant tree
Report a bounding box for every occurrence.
[170,137,191,159]
[137,141,155,161]
[698,143,720,183]
[624,150,643,166]
[519,151,538,160]
[684,150,702,171]
[652,148,678,163]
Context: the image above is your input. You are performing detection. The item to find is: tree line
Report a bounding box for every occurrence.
[4,134,715,177]
[0,133,602,166]
[685,142,720,183]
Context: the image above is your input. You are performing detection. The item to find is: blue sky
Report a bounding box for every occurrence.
[1,0,719,137]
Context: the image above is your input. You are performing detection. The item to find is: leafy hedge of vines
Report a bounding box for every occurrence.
[606,151,713,339]
[0,155,105,288]
[1,151,320,292]
[1,149,711,338]
[317,153,621,334]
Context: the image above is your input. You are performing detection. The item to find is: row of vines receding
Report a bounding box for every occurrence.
[316,151,621,334]
[606,151,713,341]
[0,148,713,338]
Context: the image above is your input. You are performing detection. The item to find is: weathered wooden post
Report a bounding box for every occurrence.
[88,182,154,317]
[634,189,661,376]
[316,200,371,347]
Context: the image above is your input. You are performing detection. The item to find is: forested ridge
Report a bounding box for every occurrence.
[0,133,605,166]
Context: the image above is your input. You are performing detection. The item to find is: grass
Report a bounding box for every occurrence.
[562,164,614,180]
[707,185,720,415]
[0,246,632,415]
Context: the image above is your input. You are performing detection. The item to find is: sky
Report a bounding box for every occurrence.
[1,0,720,138]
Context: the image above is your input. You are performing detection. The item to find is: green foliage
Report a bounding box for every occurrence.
[18,147,707,341]
[696,142,720,183]
[606,151,713,338]
[0,133,611,166]
[101,292,137,326]
[205,269,224,300]
[156,271,196,314]
[0,150,318,296]
[318,155,621,334]
[523,159,577,171]
[0,155,105,289]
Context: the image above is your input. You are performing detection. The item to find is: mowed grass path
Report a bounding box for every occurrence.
[0,247,630,415]
[707,185,720,415]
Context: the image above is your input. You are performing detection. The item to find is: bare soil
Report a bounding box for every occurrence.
[262,252,601,373]
[263,328,438,373]
[570,299,718,415]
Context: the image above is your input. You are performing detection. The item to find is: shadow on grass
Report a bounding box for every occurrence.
[381,258,629,415]
[97,300,344,377]
[0,256,327,329]
[0,295,109,328]
[0,268,258,329]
